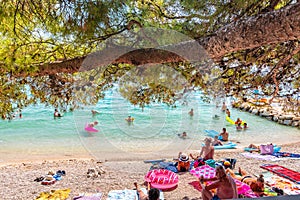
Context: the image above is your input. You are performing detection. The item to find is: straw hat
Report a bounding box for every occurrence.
[179,153,189,162]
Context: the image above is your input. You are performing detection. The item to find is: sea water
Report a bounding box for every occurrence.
[0,89,299,163]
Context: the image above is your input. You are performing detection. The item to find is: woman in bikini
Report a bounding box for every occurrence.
[226,167,265,196]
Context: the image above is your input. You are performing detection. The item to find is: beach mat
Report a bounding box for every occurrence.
[107,188,164,200]
[36,189,70,200]
[260,164,300,184]
[73,192,102,200]
[241,152,285,161]
[190,165,251,196]
[263,172,300,195]
[273,152,300,158]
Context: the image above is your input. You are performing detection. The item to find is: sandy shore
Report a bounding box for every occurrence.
[0,142,300,200]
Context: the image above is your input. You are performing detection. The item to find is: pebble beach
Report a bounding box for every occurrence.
[1,142,300,200]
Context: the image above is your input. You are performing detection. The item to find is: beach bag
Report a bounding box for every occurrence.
[260,144,274,155]
[193,158,205,168]
[205,159,215,168]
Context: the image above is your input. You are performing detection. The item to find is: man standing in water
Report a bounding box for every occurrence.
[219,128,229,141]
[221,102,227,112]
[188,108,194,116]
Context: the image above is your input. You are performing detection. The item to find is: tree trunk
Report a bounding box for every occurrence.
[33,2,300,76]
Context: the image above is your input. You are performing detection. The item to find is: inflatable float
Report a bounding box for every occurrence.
[84,123,99,133]
[204,129,219,137]
[145,169,178,190]
[202,142,237,149]
[213,142,237,149]
[226,116,246,125]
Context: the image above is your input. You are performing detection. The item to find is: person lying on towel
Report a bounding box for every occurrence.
[226,167,265,196]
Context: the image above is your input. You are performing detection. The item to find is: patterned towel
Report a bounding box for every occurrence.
[73,192,102,200]
[107,188,164,200]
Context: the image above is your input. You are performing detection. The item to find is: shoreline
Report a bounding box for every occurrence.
[1,138,300,167]
[1,142,300,199]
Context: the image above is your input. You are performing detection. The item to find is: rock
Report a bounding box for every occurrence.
[273,116,278,122]
[292,117,300,121]
[266,116,273,121]
[283,119,292,126]
[251,109,258,115]
[292,121,299,127]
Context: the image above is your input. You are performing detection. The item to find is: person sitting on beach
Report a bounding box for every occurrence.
[226,167,265,197]
[177,152,190,172]
[243,122,248,129]
[221,102,227,112]
[178,131,187,139]
[212,135,223,146]
[219,128,229,141]
[190,137,214,161]
[125,115,134,122]
[54,109,62,117]
[188,108,194,116]
[236,123,243,130]
[235,118,242,124]
[88,121,98,127]
[199,165,238,200]
[226,108,231,117]
[134,182,160,200]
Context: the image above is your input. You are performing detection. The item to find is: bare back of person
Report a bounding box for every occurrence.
[216,176,237,199]
[202,146,214,160]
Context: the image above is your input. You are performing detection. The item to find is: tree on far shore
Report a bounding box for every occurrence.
[0,0,300,116]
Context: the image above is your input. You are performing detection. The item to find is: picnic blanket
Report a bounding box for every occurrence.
[107,188,164,200]
[260,164,300,184]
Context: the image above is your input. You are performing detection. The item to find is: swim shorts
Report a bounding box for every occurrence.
[211,195,220,200]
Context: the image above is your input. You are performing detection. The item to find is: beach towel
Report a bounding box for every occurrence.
[260,164,300,184]
[263,172,300,195]
[107,188,164,200]
[273,152,300,158]
[189,165,251,195]
[73,192,102,200]
[241,152,285,161]
[36,188,70,200]
[157,160,195,173]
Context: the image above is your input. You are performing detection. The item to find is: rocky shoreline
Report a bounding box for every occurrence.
[232,99,300,128]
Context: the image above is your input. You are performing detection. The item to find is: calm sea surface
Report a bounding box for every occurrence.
[0,89,299,163]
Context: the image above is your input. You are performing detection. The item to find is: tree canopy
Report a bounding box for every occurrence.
[1,0,300,117]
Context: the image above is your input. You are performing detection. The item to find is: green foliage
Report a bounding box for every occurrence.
[0,0,299,117]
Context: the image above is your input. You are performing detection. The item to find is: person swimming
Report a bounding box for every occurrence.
[178,131,187,139]
[54,109,62,117]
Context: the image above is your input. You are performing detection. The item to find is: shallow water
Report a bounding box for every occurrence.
[0,90,299,163]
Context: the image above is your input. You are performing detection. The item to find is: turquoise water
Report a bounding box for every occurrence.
[0,89,299,163]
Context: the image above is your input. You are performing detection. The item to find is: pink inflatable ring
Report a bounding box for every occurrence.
[84,123,99,133]
[145,169,178,190]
